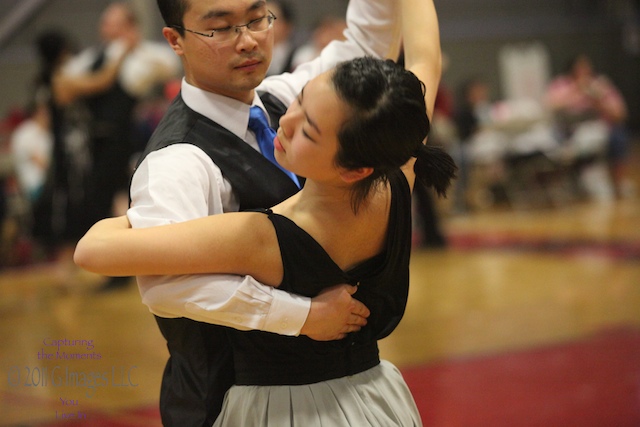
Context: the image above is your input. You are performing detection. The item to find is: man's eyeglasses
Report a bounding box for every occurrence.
[171,12,276,43]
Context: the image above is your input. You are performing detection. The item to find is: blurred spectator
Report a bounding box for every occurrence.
[9,97,52,204]
[290,16,347,70]
[63,3,179,290]
[453,77,512,209]
[454,77,488,211]
[64,2,180,231]
[545,54,633,199]
[455,77,493,143]
[31,27,131,278]
[266,0,298,76]
[5,100,52,266]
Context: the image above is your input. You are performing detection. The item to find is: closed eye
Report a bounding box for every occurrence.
[296,94,317,142]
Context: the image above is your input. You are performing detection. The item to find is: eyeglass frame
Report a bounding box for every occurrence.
[170,11,277,42]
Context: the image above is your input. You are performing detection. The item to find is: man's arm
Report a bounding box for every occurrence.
[141,275,367,339]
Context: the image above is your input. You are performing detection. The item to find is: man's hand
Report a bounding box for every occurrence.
[300,284,370,341]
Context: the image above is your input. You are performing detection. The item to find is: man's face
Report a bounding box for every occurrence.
[177,0,274,103]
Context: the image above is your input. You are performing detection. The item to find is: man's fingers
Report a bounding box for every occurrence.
[351,298,370,318]
[350,313,367,327]
[345,323,363,334]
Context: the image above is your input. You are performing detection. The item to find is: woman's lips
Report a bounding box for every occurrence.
[273,135,284,152]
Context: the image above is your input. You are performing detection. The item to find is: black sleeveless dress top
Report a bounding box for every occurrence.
[231,170,413,385]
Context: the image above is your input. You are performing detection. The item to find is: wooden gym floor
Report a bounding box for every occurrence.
[1,143,639,426]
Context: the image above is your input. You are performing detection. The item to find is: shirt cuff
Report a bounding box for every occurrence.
[262,291,311,336]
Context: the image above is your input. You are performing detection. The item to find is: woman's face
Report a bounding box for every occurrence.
[274,71,349,182]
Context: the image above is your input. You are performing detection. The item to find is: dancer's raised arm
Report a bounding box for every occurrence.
[401,0,442,120]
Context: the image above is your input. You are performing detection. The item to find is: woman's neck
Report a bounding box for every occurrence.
[275,179,358,219]
[273,179,390,271]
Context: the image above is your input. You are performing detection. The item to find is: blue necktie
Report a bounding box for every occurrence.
[248,106,300,188]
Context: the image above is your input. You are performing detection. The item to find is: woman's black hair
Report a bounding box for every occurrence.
[412,144,457,198]
[330,56,456,212]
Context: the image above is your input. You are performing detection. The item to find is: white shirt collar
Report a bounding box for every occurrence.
[180,78,270,142]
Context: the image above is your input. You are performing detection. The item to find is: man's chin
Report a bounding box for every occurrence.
[238,71,268,90]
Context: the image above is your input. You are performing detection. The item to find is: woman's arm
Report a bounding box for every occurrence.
[400,0,442,188]
[402,0,442,122]
[73,212,284,286]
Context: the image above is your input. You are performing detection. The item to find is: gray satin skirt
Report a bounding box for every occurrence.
[212,360,422,426]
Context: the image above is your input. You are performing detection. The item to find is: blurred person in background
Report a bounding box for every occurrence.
[9,96,52,205]
[455,77,493,149]
[63,2,180,290]
[66,3,180,223]
[5,98,52,266]
[545,54,633,199]
[453,76,491,211]
[30,28,132,278]
[265,0,297,75]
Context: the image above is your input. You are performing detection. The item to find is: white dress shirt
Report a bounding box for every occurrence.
[127,0,401,336]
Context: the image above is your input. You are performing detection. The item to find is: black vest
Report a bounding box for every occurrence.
[134,91,299,427]
[135,92,300,210]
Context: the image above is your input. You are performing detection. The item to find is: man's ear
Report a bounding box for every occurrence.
[340,167,373,183]
[162,27,183,55]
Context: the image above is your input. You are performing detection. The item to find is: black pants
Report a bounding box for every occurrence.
[155,316,235,427]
